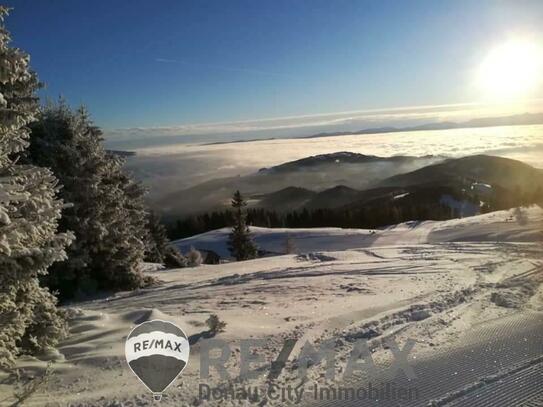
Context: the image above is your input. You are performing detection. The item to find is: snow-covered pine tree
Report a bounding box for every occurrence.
[145,211,169,264]
[144,211,187,268]
[186,246,203,267]
[93,156,148,290]
[27,104,147,299]
[163,245,187,268]
[0,7,72,367]
[227,190,257,261]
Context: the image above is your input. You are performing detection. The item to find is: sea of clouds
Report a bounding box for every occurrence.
[120,124,543,201]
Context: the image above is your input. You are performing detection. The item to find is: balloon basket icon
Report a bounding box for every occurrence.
[153,393,162,401]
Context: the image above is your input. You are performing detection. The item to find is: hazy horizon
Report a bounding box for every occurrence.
[104,102,543,150]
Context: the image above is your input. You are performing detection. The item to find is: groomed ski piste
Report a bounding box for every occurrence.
[1,206,542,406]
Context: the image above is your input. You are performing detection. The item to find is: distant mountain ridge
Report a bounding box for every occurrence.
[157,152,441,218]
[302,112,543,139]
[167,154,543,238]
[304,185,361,210]
[258,151,430,173]
[378,154,543,190]
[255,187,316,211]
[202,112,543,146]
[157,151,543,222]
[251,154,543,213]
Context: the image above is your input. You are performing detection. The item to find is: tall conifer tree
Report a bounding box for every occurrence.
[27,104,147,298]
[228,190,257,261]
[144,211,186,268]
[0,7,72,367]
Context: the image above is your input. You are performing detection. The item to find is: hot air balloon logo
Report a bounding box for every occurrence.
[125,319,190,401]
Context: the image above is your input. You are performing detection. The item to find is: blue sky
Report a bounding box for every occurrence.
[5,0,543,134]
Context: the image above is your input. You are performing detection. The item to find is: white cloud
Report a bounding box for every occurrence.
[104,99,543,143]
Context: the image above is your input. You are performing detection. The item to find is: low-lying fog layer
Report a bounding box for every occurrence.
[120,124,543,200]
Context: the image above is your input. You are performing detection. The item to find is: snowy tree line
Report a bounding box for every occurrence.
[0,7,72,368]
[170,201,460,239]
[170,185,543,240]
[0,8,193,367]
[23,103,197,300]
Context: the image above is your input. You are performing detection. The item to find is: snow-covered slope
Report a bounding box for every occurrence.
[3,207,542,406]
[173,206,543,258]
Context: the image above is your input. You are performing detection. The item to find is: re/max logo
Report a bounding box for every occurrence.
[199,337,416,381]
[133,338,184,353]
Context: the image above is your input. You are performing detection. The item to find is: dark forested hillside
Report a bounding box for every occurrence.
[157,153,440,218]
[168,155,543,239]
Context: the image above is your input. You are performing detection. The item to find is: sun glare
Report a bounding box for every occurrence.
[477,39,543,100]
